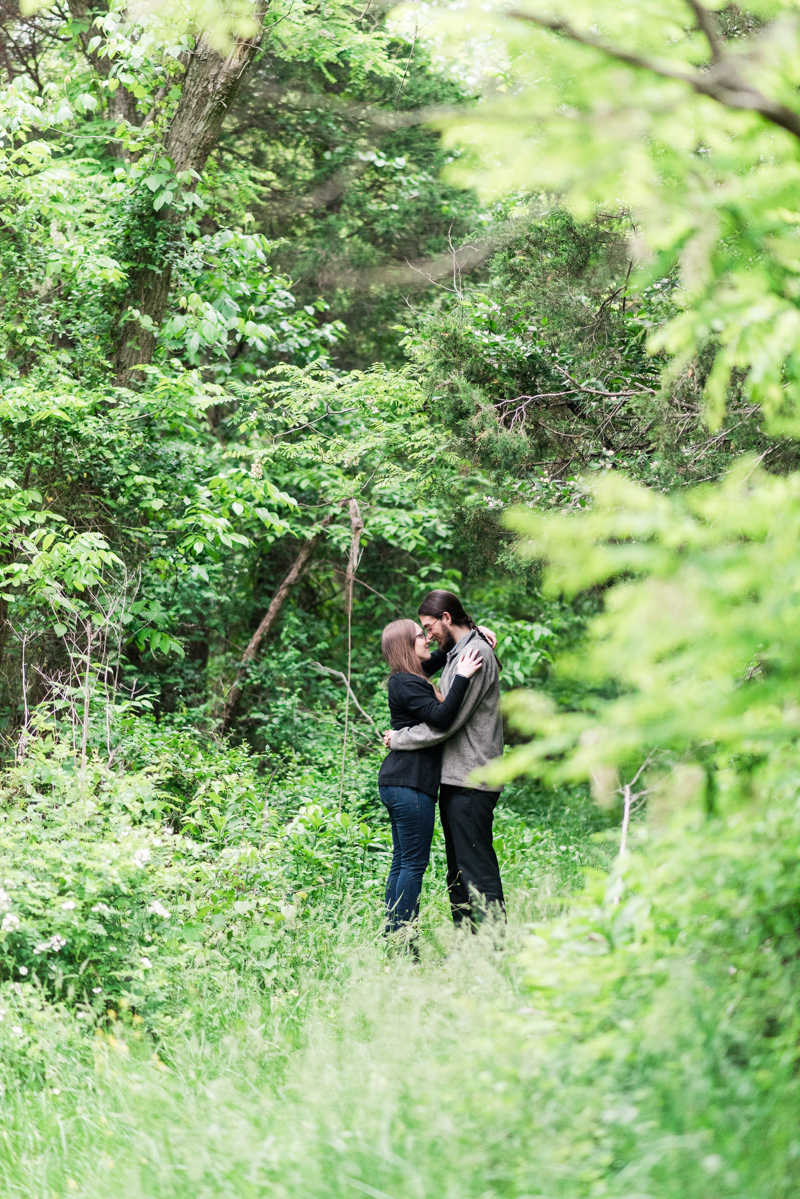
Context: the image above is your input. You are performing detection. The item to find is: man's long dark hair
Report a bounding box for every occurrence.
[417,590,501,667]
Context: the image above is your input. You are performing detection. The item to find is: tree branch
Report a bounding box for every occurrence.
[339,498,364,809]
[508,8,800,143]
[685,0,723,63]
[311,662,380,735]
[508,11,698,83]
[218,514,332,730]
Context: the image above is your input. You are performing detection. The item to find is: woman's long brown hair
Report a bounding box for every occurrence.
[381,619,427,677]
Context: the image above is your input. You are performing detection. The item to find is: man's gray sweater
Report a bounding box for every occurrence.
[388,628,504,792]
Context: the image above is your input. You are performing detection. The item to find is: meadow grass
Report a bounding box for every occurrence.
[0,799,599,1199]
[1,759,798,1199]
[1,889,796,1199]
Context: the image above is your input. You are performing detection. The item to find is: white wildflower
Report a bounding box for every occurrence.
[61,900,76,911]
[1,913,19,932]
[148,900,170,919]
[18,966,28,976]
[92,987,102,994]
[91,903,111,915]
[139,956,152,969]
[133,848,151,868]
[11,1026,22,1037]
[33,934,67,955]
[0,888,10,911]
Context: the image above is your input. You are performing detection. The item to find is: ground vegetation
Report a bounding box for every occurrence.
[0,1,799,1196]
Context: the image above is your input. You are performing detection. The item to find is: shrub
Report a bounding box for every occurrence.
[0,749,182,1010]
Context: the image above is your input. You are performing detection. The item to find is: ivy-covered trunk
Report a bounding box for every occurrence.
[114,10,268,384]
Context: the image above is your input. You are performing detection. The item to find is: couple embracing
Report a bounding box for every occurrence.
[378,589,504,941]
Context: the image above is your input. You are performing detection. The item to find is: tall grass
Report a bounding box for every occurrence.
[1,734,798,1198]
[1,884,797,1199]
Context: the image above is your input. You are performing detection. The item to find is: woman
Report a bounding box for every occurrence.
[378,618,483,939]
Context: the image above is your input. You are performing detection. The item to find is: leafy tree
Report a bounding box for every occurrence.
[439,0,800,437]
[493,463,800,798]
[219,37,485,367]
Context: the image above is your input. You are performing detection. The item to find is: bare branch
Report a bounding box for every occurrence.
[685,0,724,63]
[537,422,584,440]
[508,11,698,83]
[553,366,658,397]
[339,499,365,809]
[494,368,657,433]
[509,9,800,143]
[616,751,656,861]
[686,406,760,464]
[218,515,333,730]
[311,662,379,734]
[353,574,403,613]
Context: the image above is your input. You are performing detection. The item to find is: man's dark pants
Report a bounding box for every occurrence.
[438,785,505,927]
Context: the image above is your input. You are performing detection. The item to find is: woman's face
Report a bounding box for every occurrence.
[412,623,431,662]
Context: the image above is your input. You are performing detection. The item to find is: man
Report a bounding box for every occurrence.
[383,589,505,928]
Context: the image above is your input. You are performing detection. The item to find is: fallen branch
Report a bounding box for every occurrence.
[218,514,333,730]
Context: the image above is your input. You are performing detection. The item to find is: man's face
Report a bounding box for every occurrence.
[420,613,455,653]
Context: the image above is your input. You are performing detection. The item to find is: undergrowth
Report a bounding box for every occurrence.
[0,721,798,1197]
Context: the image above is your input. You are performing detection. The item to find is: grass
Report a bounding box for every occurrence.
[0,916,575,1199]
[0,772,607,1199]
[2,747,799,1199]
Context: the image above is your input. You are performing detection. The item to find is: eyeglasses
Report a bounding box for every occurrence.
[415,631,427,640]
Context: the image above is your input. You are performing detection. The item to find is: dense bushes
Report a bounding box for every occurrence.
[0,755,176,1003]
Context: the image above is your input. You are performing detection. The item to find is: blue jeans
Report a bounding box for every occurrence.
[379,786,436,931]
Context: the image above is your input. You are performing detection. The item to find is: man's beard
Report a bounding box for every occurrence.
[439,629,456,654]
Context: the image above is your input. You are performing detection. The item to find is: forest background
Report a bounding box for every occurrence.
[1,0,800,1195]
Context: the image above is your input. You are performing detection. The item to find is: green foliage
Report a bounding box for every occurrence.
[0,752,176,1005]
[406,207,653,472]
[439,0,800,436]
[491,463,800,795]
[219,36,484,368]
[160,229,343,378]
[0,757,797,1198]
[404,203,784,500]
[5,5,800,1198]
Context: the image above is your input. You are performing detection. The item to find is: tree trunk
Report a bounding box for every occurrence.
[115,4,268,385]
[218,514,332,730]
